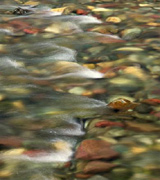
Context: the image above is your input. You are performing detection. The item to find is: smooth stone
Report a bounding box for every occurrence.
[75,139,119,160]
[87,46,105,55]
[98,136,118,144]
[96,35,125,44]
[69,87,85,95]
[109,77,140,86]
[131,147,147,154]
[92,8,113,12]
[106,129,128,138]
[114,47,144,52]
[92,8,113,17]
[106,16,122,23]
[90,25,118,34]
[123,66,147,81]
[109,76,143,92]
[83,161,117,173]
[133,135,154,145]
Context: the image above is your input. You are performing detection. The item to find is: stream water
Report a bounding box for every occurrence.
[0,0,160,180]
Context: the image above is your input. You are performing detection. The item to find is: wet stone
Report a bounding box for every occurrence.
[75,139,119,160]
[121,28,142,40]
[106,16,122,23]
[83,161,117,174]
[106,128,128,138]
[125,121,160,132]
[0,0,160,180]
[109,76,144,92]
[92,8,114,18]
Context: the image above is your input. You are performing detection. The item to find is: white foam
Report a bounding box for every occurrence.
[76,68,104,79]
[0,140,73,163]
[56,15,102,24]
[0,57,27,72]
[30,63,104,80]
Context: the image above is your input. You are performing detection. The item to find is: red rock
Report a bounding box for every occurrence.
[95,120,124,128]
[83,161,117,173]
[75,139,119,160]
[76,9,88,15]
[142,99,160,106]
[23,28,42,34]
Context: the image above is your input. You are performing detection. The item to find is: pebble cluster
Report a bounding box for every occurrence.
[0,0,160,180]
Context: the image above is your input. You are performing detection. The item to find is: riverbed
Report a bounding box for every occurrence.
[0,0,160,180]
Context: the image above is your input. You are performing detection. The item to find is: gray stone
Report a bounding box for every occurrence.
[121,28,142,40]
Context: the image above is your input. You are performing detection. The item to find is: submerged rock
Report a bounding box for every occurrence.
[125,121,160,132]
[121,28,142,40]
[83,161,117,173]
[75,139,119,160]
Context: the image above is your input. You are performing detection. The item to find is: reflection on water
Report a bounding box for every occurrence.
[0,0,160,180]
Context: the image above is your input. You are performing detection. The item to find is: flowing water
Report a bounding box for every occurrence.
[0,0,160,180]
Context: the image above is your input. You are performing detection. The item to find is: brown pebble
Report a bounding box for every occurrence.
[83,161,117,173]
[125,121,160,132]
[75,139,119,160]
[75,173,93,179]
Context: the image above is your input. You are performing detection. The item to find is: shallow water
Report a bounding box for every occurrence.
[0,0,160,180]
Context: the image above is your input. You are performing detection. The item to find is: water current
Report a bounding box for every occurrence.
[0,0,160,180]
